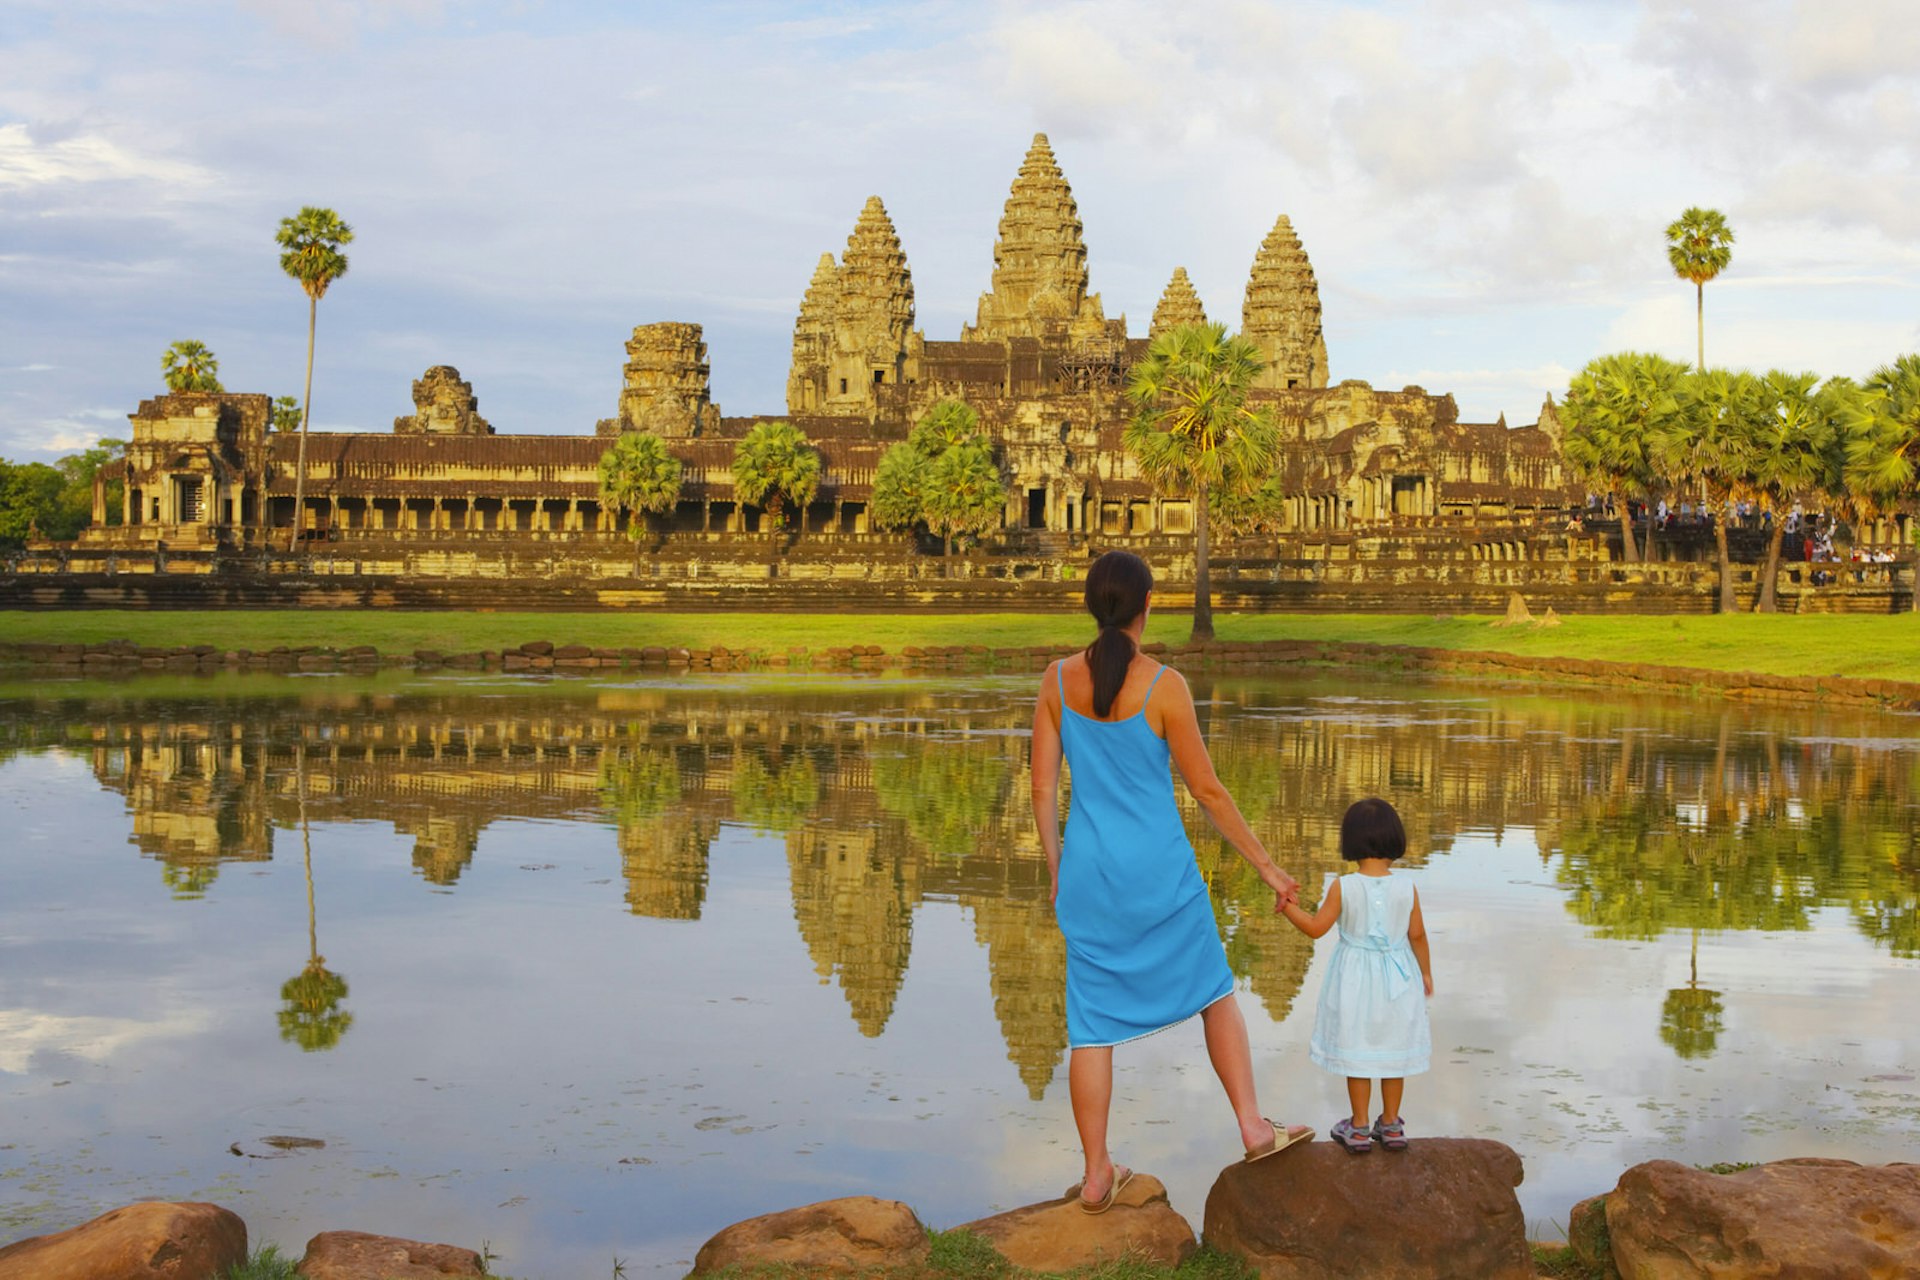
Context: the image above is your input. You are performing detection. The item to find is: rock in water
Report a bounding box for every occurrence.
[1605,1158,1920,1279]
[955,1172,1194,1272]
[295,1231,485,1278]
[1203,1137,1532,1279]
[0,1201,247,1280]
[689,1196,929,1276]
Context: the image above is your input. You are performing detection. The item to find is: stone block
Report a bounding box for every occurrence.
[519,640,554,656]
[0,1200,246,1280]
[294,1230,485,1278]
[553,645,592,660]
[690,1196,928,1276]
[1568,1193,1619,1278]
[955,1172,1194,1272]
[1203,1137,1531,1279]
[1605,1157,1920,1280]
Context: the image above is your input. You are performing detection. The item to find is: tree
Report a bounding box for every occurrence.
[870,399,1004,555]
[270,395,303,434]
[1562,352,1689,563]
[1745,371,1843,612]
[598,430,683,555]
[730,419,821,533]
[1841,354,1920,517]
[0,461,66,547]
[279,748,351,1052]
[276,206,354,551]
[161,340,223,393]
[923,439,1006,557]
[1123,322,1279,643]
[1655,368,1759,613]
[1666,207,1735,372]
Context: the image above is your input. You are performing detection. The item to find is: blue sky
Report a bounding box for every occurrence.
[3,0,1916,462]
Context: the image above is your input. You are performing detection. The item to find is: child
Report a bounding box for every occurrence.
[1280,797,1433,1153]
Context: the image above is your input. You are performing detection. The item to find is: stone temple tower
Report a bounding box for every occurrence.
[964,133,1110,345]
[786,196,917,415]
[1148,266,1209,339]
[1241,215,1328,390]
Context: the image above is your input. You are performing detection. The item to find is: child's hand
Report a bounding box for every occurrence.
[1423,972,1434,997]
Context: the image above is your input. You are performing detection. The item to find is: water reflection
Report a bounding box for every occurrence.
[8,677,1920,1091]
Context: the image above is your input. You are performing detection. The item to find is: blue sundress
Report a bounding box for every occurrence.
[1308,871,1431,1078]
[1054,663,1235,1048]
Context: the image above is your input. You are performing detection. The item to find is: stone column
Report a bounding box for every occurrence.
[567,500,579,532]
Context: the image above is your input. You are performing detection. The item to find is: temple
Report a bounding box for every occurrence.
[50,131,1610,592]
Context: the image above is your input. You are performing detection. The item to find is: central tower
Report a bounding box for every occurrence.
[963,133,1110,345]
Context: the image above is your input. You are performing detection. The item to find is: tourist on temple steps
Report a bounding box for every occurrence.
[1029,549,1313,1214]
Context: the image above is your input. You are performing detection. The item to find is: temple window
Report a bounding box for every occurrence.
[839,378,848,394]
[873,370,885,384]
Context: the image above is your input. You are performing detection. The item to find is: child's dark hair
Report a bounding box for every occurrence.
[1082,550,1153,718]
[1340,797,1406,861]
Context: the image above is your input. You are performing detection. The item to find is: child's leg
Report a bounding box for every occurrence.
[1380,1077,1404,1123]
[1345,1076,1371,1126]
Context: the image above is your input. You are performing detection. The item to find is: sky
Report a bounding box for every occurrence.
[2,0,1917,463]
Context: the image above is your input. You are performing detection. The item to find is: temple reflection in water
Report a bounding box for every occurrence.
[11,673,1916,1096]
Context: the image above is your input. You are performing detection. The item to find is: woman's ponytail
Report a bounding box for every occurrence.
[1081,551,1153,718]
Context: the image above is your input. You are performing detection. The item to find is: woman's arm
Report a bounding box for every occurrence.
[1158,667,1299,907]
[1408,887,1433,995]
[1279,876,1340,938]
[1030,661,1065,904]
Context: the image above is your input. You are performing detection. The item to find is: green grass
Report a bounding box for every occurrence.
[0,609,1916,683]
[1530,1241,1610,1279]
[223,1245,297,1280]
[698,1231,1256,1279]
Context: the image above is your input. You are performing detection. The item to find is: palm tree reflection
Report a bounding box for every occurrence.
[278,746,352,1051]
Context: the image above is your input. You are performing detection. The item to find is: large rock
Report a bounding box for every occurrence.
[0,1201,247,1280]
[689,1196,928,1276]
[1569,1193,1621,1279]
[295,1231,485,1278]
[1605,1157,1920,1279]
[954,1172,1194,1272]
[1203,1137,1532,1279]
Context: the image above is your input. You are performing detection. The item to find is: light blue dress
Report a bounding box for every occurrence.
[1054,663,1235,1049]
[1309,871,1431,1078]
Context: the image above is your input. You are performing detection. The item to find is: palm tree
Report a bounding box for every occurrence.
[270,395,303,434]
[730,420,822,533]
[1562,352,1689,564]
[1842,354,1920,515]
[870,439,929,537]
[908,398,981,454]
[1656,368,1759,613]
[598,430,683,561]
[923,439,1007,557]
[275,207,354,551]
[1666,207,1735,372]
[1746,370,1841,612]
[161,340,223,392]
[1125,323,1278,643]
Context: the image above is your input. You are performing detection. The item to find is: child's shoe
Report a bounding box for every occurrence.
[1330,1118,1372,1154]
[1370,1116,1409,1151]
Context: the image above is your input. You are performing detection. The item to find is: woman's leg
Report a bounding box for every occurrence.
[1346,1076,1372,1126]
[1380,1077,1404,1123]
[1200,995,1281,1150]
[1069,1046,1118,1198]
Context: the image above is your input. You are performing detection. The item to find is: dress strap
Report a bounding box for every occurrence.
[1056,659,1065,702]
[1144,663,1169,696]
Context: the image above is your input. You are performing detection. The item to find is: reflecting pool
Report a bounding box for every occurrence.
[1,671,1917,1276]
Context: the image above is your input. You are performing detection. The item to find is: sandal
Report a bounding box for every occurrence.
[1371,1116,1409,1151]
[1079,1165,1134,1214]
[1242,1116,1314,1163]
[1331,1117,1372,1155]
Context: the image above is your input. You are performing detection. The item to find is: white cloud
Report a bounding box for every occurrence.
[0,123,212,191]
[0,1007,211,1075]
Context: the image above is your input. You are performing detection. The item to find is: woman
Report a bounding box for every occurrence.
[1030,550,1312,1212]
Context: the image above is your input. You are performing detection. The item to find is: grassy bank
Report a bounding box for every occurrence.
[0,609,1915,682]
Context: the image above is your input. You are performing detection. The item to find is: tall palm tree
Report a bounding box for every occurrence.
[1746,370,1841,612]
[1656,368,1759,613]
[730,420,822,533]
[275,207,354,551]
[598,430,683,563]
[1842,354,1920,515]
[1563,352,1688,564]
[1666,207,1735,372]
[1124,322,1278,643]
[161,339,223,392]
